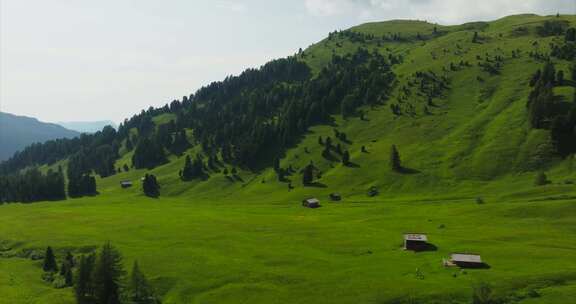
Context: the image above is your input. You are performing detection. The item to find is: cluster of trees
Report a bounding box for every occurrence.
[328,29,434,44]
[550,27,576,61]
[74,242,160,304]
[1,47,398,200]
[132,121,191,170]
[301,162,319,185]
[173,49,396,169]
[142,174,160,198]
[528,62,576,156]
[180,155,205,181]
[536,20,569,37]
[42,246,74,288]
[0,167,65,203]
[132,137,168,170]
[0,127,120,178]
[67,151,99,198]
[318,129,352,165]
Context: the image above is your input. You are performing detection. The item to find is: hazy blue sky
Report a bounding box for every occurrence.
[1,0,574,123]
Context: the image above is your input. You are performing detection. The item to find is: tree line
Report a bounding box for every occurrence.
[528,61,576,156]
[1,47,398,202]
[41,243,160,304]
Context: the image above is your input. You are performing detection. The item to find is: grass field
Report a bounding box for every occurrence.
[1,179,576,303]
[1,14,576,303]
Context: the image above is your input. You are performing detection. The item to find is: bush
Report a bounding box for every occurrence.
[41,272,55,283]
[52,275,67,289]
[472,282,497,304]
[476,197,485,204]
[534,172,550,186]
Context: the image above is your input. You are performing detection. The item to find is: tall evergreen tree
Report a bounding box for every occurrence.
[43,246,58,272]
[390,145,402,172]
[302,163,315,185]
[92,242,125,304]
[75,253,96,304]
[171,129,190,155]
[142,174,160,197]
[128,261,159,304]
[342,150,350,165]
[181,155,194,181]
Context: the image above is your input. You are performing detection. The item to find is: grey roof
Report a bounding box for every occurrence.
[120,180,132,184]
[304,198,320,204]
[404,233,428,242]
[450,253,482,263]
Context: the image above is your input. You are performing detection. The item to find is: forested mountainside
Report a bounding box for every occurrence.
[0,112,80,161]
[0,14,575,203]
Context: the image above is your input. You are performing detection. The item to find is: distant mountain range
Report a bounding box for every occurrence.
[57,120,117,133]
[0,112,80,161]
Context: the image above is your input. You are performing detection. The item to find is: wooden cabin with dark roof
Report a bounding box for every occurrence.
[403,233,428,251]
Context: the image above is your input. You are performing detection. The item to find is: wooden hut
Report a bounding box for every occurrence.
[302,198,321,208]
[447,253,484,268]
[329,193,342,201]
[403,233,428,251]
[120,180,133,188]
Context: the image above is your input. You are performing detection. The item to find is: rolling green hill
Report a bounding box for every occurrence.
[1,14,576,304]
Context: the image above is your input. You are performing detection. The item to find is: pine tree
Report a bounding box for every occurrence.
[342,150,350,165]
[472,282,495,304]
[43,246,58,272]
[60,260,74,286]
[75,253,96,304]
[126,137,134,151]
[92,242,125,304]
[128,261,159,304]
[302,163,314,185]
[472,31,479,43]
[534,172,549,186]
[181,155,194,181]
[390,145,402,172]
[143,174,160,197]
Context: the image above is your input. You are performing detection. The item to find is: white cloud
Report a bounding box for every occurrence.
[215,1,247,13]
[304,0,357,16]
[304,0,576,24]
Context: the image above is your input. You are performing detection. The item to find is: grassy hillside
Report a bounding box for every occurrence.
[1,14,576,304]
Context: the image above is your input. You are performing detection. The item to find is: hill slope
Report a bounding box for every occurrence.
[0,112,80,161]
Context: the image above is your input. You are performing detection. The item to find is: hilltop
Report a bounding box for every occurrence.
[1,14,576,304]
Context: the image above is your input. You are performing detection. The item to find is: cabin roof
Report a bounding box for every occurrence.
[120,180,132,184]
[304,198,320,203]
[404,233,428,242]
[450,253,482,263]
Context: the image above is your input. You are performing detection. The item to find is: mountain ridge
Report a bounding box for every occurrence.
[0,112,80,161]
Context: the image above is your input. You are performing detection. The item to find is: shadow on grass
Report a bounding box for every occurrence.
[304,182,328,188]
[398,167,420,174]
[344,162,360,168]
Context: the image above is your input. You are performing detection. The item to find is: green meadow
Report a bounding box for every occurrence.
[1,14,576,303]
